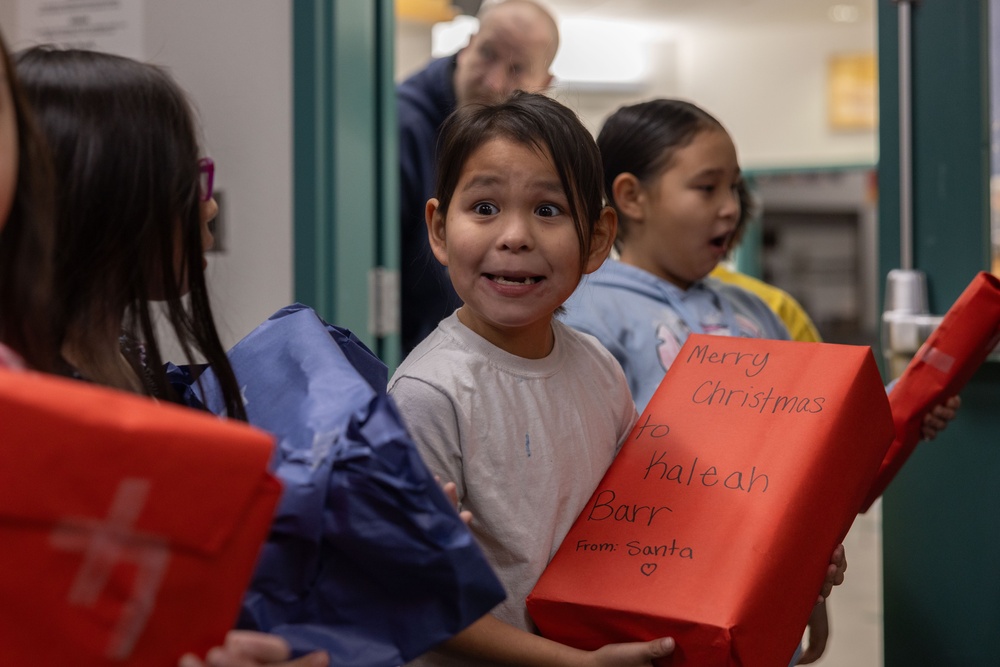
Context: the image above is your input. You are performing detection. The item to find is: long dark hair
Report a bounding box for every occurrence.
[15,47,245,419]
[0,30,58,371]
[434,90,606,269]
[597,98,725,245]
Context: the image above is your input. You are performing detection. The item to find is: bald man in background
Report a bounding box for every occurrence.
[397,0,560,355]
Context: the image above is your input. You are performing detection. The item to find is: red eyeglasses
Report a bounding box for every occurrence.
[198,157,215,202]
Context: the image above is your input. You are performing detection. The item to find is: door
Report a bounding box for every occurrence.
[877,1,1000,665]
[292,0,400,367]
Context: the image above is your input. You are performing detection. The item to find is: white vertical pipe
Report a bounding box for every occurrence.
[898,0,914,270]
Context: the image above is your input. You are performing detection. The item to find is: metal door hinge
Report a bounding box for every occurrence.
[368,267,400,337]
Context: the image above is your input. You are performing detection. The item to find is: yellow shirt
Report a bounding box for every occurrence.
[710,264,822,343]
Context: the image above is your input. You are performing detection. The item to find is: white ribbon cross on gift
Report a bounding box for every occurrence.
[50,477,171,659]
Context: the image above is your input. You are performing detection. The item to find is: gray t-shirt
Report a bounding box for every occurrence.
[389,313,638,666]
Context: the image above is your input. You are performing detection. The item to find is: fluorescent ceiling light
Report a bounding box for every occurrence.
[829,4,860,23]
[552,18,651,87]
[431,15,478,57]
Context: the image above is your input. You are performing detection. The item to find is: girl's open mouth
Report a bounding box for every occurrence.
[487,274,541,285]
[709,232,731,249]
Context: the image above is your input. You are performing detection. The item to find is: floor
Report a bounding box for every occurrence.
[806,499,883,666]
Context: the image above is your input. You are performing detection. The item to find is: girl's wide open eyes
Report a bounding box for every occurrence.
[473,202,498,216]
[535,203,563,217]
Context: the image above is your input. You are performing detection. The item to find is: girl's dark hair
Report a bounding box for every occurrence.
[15,47,245,420]
[597,98,724,244]
[434,90,606,267]
[730,179,757,250]
[0,30,58,371]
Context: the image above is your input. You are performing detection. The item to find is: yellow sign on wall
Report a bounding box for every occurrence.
[396,0,457,24]
[828,53,878,131]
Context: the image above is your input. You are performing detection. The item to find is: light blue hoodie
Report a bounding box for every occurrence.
[561,259,791,412]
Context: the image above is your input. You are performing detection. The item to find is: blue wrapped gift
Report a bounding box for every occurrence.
[191,304,505,664]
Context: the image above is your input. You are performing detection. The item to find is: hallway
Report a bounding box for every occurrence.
[817,499,882,666]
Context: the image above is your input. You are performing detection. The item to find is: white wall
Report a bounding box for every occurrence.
[142,1,293,349]
[5,1,293,353]
[550,38,681,137]
[398,10,878,170]
[397,19,434,83]
[0,7,17,45]
[679,22,878,170]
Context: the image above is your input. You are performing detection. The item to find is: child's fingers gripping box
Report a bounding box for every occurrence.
[0,369,281,667]
[527,334,894,666]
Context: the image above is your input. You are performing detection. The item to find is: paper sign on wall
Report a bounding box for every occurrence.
[528,334,894,667]
[15,0,144,59]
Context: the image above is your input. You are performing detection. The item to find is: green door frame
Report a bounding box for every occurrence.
[877,1,1000,665]
[292,0,400,368]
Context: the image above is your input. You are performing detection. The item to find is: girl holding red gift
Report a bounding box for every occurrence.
[560,98,958,664]
[388,90,678,667]
[389,90,850,666]
[6,43,324,667]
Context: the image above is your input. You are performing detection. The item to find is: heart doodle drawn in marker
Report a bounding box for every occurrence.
[640,563,657,577]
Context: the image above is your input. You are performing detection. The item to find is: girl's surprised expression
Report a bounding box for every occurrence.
[0,60,17,231]
[617,128,740,290]
[427,138,612,359]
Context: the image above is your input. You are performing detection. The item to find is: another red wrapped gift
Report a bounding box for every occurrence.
[860,271,1000,511]
[0,368,280,666]
[527,334,894,666]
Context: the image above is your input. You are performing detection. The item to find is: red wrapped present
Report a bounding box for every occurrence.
[860,271,1000,511]
[527,334,894,666]
[0,368,281,666]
